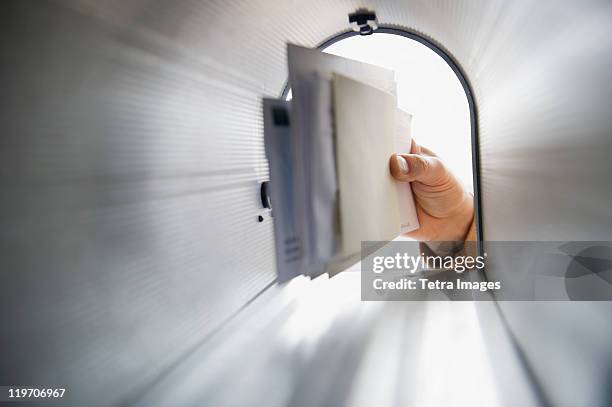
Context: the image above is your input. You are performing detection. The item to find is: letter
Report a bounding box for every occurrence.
[459,280,472,290]
[402,253,410,270]
[443,256,454,270]
[373,278,383,289]
[454,256,466,273]
[464,256,475,270]
[431,256,444,269]
[409,255,420,273]
[384,256,395,270]
[373,256,384,273]
[395,253,403,268]
[476,256,486,269]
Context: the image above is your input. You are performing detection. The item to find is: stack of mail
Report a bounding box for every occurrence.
[263,44,419,282]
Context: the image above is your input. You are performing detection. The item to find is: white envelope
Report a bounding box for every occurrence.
[287,44,397,275]
[332,73,401,256]
[395,109,420,234]
[262,98,302,282]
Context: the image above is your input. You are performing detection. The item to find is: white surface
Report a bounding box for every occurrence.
[7,2,612,406]
[263,98,301,282]
[135,271,535,407]
[394,108,420,233]
[324,34,473,192]
[333,73,400,256]
[287,44,396,273]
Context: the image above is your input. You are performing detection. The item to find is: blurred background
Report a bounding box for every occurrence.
[1,1,612,406]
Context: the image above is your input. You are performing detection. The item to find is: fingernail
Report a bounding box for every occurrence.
[396,155,409,173]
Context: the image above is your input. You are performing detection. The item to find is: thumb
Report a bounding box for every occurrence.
[389,153,446,185]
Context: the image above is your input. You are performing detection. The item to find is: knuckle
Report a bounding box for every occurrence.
[416,156,430,172]
[430,157,445,171]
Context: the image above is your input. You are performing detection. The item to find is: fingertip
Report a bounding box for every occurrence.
[396,154,409,173]
[410,139,420,154]
[390,154,409,180]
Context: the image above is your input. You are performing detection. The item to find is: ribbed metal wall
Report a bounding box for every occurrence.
[1,1,612,406]
[1,1,280,404]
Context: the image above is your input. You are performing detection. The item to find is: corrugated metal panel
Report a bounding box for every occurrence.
[2,0,612,406]
[1,1,276,404]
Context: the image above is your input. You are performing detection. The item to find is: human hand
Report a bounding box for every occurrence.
[389,140,475,242]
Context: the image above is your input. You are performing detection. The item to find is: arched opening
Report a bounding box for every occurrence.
[268,34,497,406]
[323,33,473,192]
[283,30,481,243]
